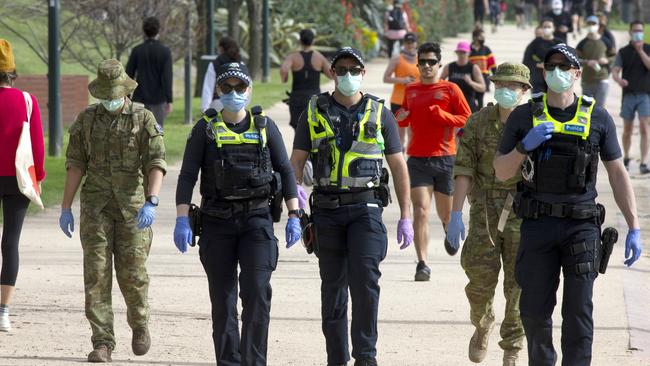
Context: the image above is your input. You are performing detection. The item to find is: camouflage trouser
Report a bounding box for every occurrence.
[460,196,524,351]
[80,199,152,349]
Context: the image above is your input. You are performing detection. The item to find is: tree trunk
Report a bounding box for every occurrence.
[246,0,262,81]
[227,0,243,41]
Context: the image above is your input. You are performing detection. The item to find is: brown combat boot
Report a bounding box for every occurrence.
[503,349,518,366]
[132,327,151,356]
[87,344,112,363]
[468,322,494,363]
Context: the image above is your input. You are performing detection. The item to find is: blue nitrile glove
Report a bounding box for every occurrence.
[624,229,642,267]
[59,208,74,238]
[446,211,465,251]
[286,217,302,248]
[136,202,157,229]
[173,217,192,253]
[522,122,554,151]
[297,185,308,209]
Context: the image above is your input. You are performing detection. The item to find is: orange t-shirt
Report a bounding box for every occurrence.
[398,80,471,157]
[390,54,420,106]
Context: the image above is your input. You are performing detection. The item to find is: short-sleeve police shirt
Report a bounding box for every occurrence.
[497,95,622,204]
[293,93,403,155]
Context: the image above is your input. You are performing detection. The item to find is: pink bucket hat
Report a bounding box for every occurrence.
[455,41,471,53]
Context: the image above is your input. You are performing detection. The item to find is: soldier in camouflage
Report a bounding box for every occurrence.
[446,63,531,366]
[58,59,167,363]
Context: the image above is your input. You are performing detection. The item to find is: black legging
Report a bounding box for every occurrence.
[0,176,30,287]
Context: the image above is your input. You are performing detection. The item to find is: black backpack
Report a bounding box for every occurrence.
[387,8,405,30]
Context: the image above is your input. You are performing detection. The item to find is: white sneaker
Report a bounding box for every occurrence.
[0,313,11,332]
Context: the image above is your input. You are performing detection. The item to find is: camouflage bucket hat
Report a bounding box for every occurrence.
[88,59,138,100]
[489,62,532,89]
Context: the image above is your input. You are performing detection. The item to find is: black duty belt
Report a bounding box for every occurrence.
[312,190,378,209]
[201,198,269,219]
[515,197,600,220]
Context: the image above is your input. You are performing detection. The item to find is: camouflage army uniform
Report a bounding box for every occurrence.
[453,104,525,352]
[66,97,166,350]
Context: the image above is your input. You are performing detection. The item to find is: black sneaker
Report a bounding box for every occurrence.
[354,358,378,366]
[414,261,431,281]
[624,158,630,170]
[641,164,650,175]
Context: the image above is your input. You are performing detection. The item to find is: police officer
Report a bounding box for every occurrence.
[173,62,300,366]
[494,44,643,366]
[289,47,414,366]
[59,59,166,362]
[448,63,531,366]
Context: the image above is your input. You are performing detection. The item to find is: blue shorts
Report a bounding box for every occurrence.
[621,93,650,121]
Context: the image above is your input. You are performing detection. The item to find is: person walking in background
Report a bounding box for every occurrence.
[280,29,333,130]
[515,0,526,28]
[612,20,650,174]
[442,41,486,113]
[576,15,615,107]
[384,0,411,58]
[449,62,531,366]
[474,0,490,27]
[383,31,420,146]
[597,12,616,57]
[0,39,45,333]
[201,37,242,112]
[59,59,166,362]
[396,42,472,281]
[126,17,173,127]
[489,0,501,32]
[545,0,573,43]
[570,0,586,40]
[469,28,497,109]
[523,19,563,93]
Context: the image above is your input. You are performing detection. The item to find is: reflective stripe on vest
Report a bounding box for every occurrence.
[532,94,594,140]
[307,96,385,189]
[203,111,267,148]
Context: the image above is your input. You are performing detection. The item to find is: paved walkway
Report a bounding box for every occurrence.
[1,24,649,366]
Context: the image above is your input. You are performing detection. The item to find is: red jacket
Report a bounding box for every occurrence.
[0,87,46,181]
[399,80,471,157]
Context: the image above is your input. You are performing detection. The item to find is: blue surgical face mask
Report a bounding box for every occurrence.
[494,88,521,109]
[220,90,248,112]
[631,32,644,42]
[336,73,363,96]
[100,97,124,112]
[545,67,574,93]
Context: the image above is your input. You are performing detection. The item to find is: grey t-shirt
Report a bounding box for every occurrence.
[497,96,621,204]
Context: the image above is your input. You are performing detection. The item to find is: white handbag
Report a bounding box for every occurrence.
[15,91,44,210]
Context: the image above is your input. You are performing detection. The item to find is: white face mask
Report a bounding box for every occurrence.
[552,8,562,15]
[588,25,599,34]
[543,27,554,37]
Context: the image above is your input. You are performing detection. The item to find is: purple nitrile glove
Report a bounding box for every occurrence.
[624,229,642,267]
[297,185,308,209]
[397,218,414,250]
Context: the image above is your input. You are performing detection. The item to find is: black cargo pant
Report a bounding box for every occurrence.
[516,216,600,366]
[198,208,278,366]
[312,202,388,365]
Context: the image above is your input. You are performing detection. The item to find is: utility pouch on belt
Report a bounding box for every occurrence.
[599,227,618,274]
[313,139,333,181]
[188,204,202,247]
[377,167,392,207]
[300,211,314,254]
[270,171,283,223]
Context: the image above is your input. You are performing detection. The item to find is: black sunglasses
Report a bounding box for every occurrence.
[418,59,439,67]
[333,66,363,76]
[544,62,574,72]
[219,83,248,94]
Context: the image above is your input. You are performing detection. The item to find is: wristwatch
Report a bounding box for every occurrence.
[515,141,528,154]
[288,209,304,218]
[146,195,159,206]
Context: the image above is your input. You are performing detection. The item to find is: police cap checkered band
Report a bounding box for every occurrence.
[544,43,581,68]
[331,47,365,68]
[216,62,252,86]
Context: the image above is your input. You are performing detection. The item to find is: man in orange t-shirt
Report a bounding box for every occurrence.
[396,42,472,281]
